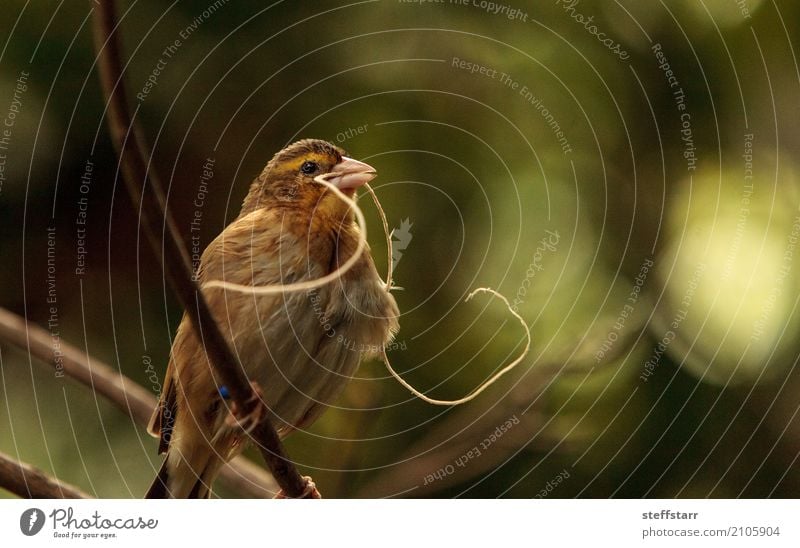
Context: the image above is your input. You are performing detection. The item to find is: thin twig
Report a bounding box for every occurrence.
[0,450,89,499]
[90,0,313,497]
[0,306,278,497]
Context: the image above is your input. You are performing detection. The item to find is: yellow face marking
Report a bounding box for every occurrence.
[273,152,335,176]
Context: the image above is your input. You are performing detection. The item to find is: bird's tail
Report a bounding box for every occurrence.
[144,459,172,499]
[145,447,223,499]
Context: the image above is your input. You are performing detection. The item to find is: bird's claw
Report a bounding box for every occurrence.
[273,476,321,499]
[225,381,268,436]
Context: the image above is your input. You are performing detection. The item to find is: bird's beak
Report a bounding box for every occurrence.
[327,156,377,191]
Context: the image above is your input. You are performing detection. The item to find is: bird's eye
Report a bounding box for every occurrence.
[300,161,318,175]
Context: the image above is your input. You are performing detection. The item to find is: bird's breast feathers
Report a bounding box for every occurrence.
[195,206,398,428]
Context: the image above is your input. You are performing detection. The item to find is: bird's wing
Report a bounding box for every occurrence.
[149,206,328,455]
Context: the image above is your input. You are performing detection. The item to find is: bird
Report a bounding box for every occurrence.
[145,139,399,498]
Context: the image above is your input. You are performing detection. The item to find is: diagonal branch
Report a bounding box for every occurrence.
[91,0,313,498]
[0,450,89,499]
[0,306,278,497]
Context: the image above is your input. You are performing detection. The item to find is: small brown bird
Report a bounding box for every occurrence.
[146,139,399,498]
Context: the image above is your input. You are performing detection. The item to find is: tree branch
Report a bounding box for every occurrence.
[90,0,313,497]
[0,306,278,497]
[0,307,153,425]
[0,450,89,499]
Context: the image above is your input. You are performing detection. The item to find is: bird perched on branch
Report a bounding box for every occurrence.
[145,139,399,498]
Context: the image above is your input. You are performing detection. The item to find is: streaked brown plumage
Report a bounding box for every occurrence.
[145,139,399,498]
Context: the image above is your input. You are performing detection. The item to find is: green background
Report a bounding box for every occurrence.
[1,0,799,498]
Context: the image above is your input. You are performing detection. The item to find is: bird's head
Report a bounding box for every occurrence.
[240,139,376,222]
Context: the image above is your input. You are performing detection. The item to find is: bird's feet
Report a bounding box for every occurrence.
[274,476,321,499]
[225,381,268,436]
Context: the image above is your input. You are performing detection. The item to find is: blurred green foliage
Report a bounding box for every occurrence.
[1,0,800,498]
